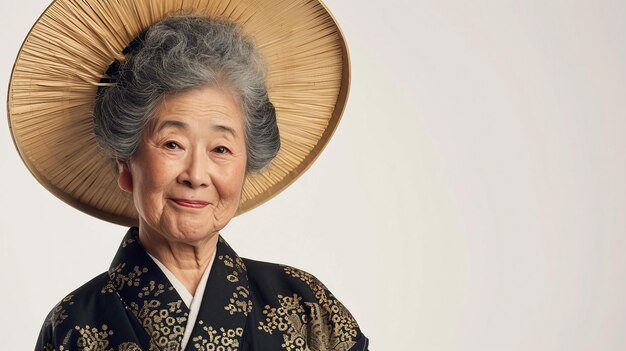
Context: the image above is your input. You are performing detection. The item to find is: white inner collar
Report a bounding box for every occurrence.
[148,250,217,350]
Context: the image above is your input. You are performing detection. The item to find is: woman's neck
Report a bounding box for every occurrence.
[138,228,218,295]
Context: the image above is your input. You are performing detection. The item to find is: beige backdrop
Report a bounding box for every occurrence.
[2,0,626,350]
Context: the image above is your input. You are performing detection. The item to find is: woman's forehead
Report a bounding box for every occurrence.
[151,87,245,133]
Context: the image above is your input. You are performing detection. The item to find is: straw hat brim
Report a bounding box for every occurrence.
[7,0,349,226]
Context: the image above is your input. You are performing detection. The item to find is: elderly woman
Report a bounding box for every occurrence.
[8,4,368,351]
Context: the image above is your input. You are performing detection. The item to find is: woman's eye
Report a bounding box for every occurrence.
[214,146,229,154]
[164,141,180,150]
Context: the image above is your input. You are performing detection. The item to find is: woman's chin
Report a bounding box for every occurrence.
[139,212,227,245]
[166,220,219,243]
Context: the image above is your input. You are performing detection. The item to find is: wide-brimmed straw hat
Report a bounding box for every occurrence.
[7,0,349,226]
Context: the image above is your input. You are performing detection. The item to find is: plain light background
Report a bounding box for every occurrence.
[2,0,626,350]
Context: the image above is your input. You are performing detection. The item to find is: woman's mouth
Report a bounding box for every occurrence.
[171,199,209,208]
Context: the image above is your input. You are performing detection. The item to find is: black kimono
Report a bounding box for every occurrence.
[36,228,368,351]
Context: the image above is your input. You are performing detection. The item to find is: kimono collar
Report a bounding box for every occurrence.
[108,227,252,351]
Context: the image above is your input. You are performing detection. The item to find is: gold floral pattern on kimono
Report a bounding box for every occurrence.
[35,227,368,351]
[284,266,360,348]
[128,299,187,350]
[74,324,114,351]
[43,294,74,328]
[190,320,244,351]
[225,286,253,316]
[256,267,360,351]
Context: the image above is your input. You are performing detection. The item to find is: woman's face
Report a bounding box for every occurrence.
[117,86,247,243]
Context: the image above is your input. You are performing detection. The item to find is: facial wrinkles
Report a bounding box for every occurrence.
[179,111,239,209]
[132,86,246,243]
[158,102,243,151]
[160,90,241,125]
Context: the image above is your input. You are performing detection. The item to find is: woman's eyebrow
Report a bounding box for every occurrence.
[211,124,238,138]
[157,120,238,138]
[156,119,189,132]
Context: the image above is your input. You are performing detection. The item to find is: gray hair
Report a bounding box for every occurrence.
[93,14,280,172]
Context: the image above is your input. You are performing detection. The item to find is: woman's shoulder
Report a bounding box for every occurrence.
[41,272,112,325]
[242,258,332,299]
[36,272,129,350]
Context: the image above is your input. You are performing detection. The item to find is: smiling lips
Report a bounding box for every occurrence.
[172,199,209,208]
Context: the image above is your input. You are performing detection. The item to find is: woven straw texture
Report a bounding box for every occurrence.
[8,0,349,226]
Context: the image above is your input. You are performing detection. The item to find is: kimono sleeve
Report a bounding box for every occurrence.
[284,267,370,351]
[267,264,370,351]
[34,294,76,351]
[35,320,53,351]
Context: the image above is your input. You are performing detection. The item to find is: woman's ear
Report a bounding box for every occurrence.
[116,159,133,193]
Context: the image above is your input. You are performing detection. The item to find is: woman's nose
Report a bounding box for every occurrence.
[178,150,210,188]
